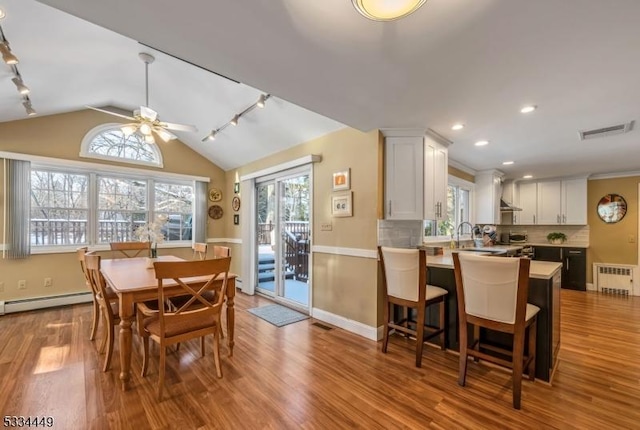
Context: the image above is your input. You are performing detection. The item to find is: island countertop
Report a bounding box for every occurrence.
[426,251,562,279]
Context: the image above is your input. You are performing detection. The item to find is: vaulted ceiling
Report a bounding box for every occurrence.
[4,0,640,179]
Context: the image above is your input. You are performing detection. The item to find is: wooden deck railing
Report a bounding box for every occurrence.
[30,220,146,245]
[259,221,310,282]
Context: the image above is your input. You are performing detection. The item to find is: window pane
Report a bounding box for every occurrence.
[155,183,194,241]
[89,129,160,164]
[30,170,89,246]
[98,176,147,243]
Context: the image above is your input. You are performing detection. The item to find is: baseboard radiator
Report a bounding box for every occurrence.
[0,292,92,316]
[593,263,635,296]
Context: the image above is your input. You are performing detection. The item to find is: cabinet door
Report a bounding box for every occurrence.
[475,171,502,224]
[516,182,537,224]
[537,181,562,224]
[562,178,587,225]
[563,248,586,290]
[533,246,562,262]
[384,137,424,220]
[424,137,448,220]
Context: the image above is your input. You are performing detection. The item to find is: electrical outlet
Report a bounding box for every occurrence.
[321,222,333,231]
[44,278,52,287]
[18,280,27,290]
[0,282,4,293]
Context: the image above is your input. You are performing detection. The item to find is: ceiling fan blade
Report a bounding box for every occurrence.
[154,127,177,142]
[85,105,136,121]
[139,106,158,121]
[159,121,198,133]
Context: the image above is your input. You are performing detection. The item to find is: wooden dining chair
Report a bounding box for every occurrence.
[192,242,208,260]
[452,252,539,410]
[378,246,448,368]
[137,257,231,400]
[84,253,121,372]
[77,247,100,341]
[211,245,231,259]
[110,241,150,258]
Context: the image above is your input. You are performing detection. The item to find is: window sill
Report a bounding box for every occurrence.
[30,241,193,255]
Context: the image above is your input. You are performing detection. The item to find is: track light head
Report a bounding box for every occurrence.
[257,95,267,108]
[230,115,239,126]
[0,42,18,65]
[22,100,36,116]
[11,77,29,94]
[0,8,5,19]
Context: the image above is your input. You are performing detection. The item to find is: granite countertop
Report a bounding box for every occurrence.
[525,242,589,248]
[426,250,562,279]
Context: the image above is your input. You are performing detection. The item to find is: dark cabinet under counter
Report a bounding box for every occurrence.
[533,246,586,291]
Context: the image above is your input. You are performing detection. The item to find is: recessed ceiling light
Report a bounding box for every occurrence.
[474,140,489,146]
[523,175,533,179]
[451,123,464,131]
[502,161,514,165]
[520,105,537,114]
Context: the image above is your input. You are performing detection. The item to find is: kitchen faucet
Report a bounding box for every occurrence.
[456,222,475,248]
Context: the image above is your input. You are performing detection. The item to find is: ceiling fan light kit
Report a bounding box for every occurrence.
[87,52,197,145]
[352,0,427,21]
[1,15,36,116]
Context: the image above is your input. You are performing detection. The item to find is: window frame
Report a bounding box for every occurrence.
[423,175,475,244]
[79,123,164,168]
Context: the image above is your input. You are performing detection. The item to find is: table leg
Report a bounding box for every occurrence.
[226,278,235,356]
[118,294,134,391]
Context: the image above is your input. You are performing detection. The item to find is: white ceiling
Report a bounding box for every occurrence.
[4,0,640,179]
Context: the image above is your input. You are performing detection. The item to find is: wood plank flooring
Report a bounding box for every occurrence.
[1,290,639,429]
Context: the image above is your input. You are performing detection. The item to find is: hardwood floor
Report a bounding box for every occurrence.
[1,290,639,429]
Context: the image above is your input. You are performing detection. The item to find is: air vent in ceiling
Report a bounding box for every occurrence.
[579,121,634,141]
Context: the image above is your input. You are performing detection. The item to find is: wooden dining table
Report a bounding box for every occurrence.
[100,255,237,391]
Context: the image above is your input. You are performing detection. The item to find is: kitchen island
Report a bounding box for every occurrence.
[424,251,561,382]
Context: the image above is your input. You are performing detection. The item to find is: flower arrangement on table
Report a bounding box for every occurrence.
[134,216,167,258]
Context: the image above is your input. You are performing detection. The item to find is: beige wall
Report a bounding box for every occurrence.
[227,127,380,327]
[587,176,639,282]
[0,110,226,301]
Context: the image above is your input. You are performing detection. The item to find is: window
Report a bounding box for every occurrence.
[30,170,89,246]
[80,123,163,168]
[424,177,473,241]
[154,182,194,241]
[97,176,148,243]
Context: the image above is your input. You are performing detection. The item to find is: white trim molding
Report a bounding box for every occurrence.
[448,159,477,176]
[239,155,321,181]
[207,237,242,244]
[311,308,381,341]
[311,245,377,259]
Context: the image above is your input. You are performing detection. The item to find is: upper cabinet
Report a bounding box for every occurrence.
[384,132,449,220]
[475,170,503,224]
[515,178,587,225]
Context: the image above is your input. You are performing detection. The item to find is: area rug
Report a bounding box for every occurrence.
[247,304,309,327]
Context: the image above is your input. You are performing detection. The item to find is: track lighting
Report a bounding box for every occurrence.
[12,76,29,94]
[22,99,36,116]
[0,41,17,64]
[0,8,5,20]
[201,94,270,143]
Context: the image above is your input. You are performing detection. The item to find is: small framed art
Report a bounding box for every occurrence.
[233,214,240,225]
[332,168,350,191]
[331,192,353,217]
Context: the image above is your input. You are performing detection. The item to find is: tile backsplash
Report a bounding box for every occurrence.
[497,224,590,245]
[378,220,423,248]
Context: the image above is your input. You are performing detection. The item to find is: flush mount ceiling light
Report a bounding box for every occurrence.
[451,123,464,131]
[520,105,537,114]
[502,161,515,165]
[523,175,533,179]
[352,0,427,21]
[474,140,489,146]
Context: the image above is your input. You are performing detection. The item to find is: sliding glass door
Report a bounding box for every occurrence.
[255,167,310,310]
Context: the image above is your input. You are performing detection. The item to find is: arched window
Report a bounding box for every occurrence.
[80,123,163,167]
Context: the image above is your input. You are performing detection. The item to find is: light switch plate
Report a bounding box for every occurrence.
[321,223,333,231]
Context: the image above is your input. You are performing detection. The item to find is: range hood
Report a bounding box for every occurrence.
[500,199,522,212]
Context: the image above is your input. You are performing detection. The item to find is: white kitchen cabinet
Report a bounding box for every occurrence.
[384,136,424,220]
[475,170,503,224]
[537,181,562,224]
[384,132,449,220]
[424,135,448,221]
[515,182,537,225]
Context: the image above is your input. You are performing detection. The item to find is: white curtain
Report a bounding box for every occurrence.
[3,159,31,259]
[194,181,207,243]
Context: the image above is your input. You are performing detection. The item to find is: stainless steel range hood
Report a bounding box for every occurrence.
[500,199,522,212]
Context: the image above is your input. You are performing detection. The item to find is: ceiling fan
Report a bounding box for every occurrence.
[87,52,197,144]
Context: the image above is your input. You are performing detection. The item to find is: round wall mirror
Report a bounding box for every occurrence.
[597,194,627,223]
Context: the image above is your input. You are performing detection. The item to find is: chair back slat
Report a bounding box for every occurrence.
[110,241,150,258]
[192,242,208,260]
[212,245,231,259]
[76,246,91,287]
[455,253,530,324]
[379,247,424,302]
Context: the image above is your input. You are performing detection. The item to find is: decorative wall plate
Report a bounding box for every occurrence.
[208,204,223,219]
[232,196,241,212]
[209,188,222,202]
[597,193,627,223]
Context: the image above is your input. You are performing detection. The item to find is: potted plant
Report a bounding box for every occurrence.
[547,232,567,245]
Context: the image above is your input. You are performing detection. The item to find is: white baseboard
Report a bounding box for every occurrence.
[0,292,93,315]
[586,282,596,291]
[311,307,381,341]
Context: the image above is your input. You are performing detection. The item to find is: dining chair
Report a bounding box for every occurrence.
[452,252,539,410]
[378,246,448,368]
[84,253,121,372]
[77,247,100,341]
[138,257,231,400]
[192,242,208,260]
[211,245,231,259]
[110,241,151,258]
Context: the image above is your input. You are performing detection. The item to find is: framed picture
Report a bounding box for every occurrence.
[331,192,353,217]
[233,214,240,225]
[332,168,350,191]
[234,182,240,194]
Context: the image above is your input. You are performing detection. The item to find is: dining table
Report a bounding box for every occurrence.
[100,255,237,391]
